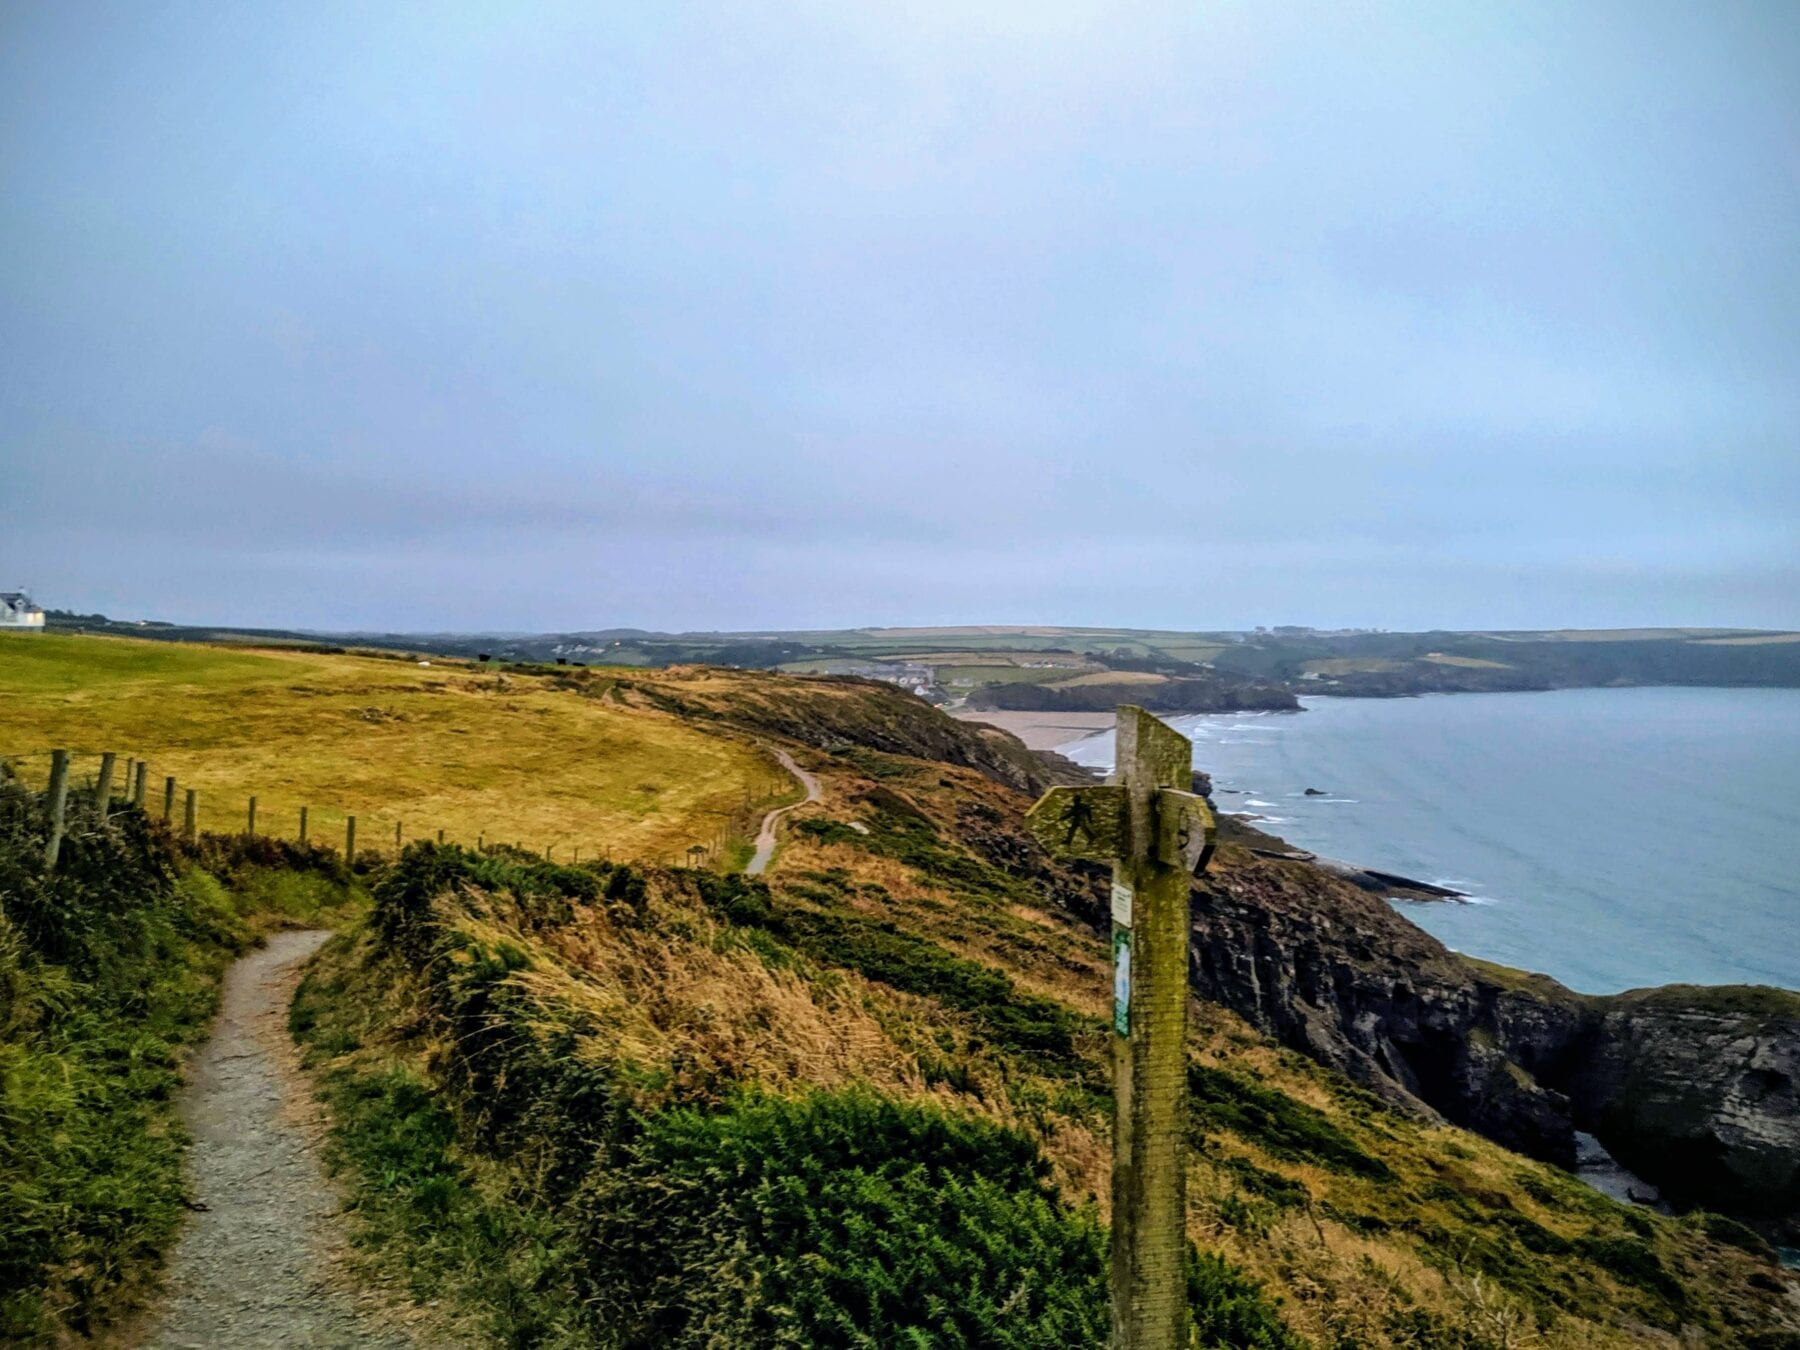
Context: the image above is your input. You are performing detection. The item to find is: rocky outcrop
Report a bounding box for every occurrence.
[1189,845,1587,1165]
[1186,841,1800,1240]
[1574,987,1800,1237]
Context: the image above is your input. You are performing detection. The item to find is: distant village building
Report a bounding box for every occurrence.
[803,658,941,700]
[0,592,45,632]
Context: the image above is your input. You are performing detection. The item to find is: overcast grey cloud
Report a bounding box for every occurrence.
[3,1,1797,632]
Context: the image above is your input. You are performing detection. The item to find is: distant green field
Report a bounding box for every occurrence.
[935,664,1077,687]
[0,632,291,694]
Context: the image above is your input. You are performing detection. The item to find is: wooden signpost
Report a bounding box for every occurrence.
[1025,706,1215,1350]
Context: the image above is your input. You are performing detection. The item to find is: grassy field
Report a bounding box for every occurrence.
[0,634,778,863]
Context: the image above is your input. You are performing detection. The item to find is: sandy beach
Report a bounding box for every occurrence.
[948,708,1114,752]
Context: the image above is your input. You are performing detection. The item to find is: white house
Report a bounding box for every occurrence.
[0,592,45,632]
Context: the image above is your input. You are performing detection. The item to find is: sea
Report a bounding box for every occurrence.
[1059,686,1800,995]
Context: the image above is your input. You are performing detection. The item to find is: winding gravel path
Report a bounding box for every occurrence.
[746,747,822,875]
[140,930,430,1350]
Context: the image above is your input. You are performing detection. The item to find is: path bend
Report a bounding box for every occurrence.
[746,747,821,875]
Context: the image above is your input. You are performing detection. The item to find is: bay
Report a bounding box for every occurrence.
[1060,686,1800,994]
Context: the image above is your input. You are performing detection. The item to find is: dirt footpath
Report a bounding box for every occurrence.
[138,930,437,1350]
[746,746,822,875]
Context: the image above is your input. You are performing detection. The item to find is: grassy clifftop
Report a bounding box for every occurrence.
[288,667,1796,1348]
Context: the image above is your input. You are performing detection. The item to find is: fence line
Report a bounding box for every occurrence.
[4,747,790,874]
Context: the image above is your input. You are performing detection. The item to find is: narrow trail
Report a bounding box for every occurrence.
[139,930,431,1350]
[746,746,821,875]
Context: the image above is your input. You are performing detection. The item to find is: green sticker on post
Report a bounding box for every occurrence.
[1112,927,1131,1036]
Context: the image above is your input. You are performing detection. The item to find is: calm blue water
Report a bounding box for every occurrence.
[1062,688,1800,994]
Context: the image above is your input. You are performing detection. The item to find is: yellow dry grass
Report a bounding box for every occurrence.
[1421,651,1513,669]
[1300,657,1404,675]
[1045,669,1170,688]
[0,633,769,861]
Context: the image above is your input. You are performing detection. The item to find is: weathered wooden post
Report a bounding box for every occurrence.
[437,828,444,844]
[394,820,402,850]
[163,775,176,822]
[184,789,198,843]
[95,752,117,817]
[132,761,148,808]
[345,815,357,860]
[45,750,71,867]
[299,806,309,843]
[246,796,257,837]
[1025,706,1215,1350]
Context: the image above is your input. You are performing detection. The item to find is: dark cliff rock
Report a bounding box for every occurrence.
[1189,845,1587,1165]
[1185,839,1800,1240]
[971,675,1299,714]
[1574,986,1800,1238]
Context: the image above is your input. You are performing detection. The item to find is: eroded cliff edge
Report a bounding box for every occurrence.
[1186,824,1800,1243]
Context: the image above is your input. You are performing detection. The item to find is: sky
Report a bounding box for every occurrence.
[3,1,1797,634]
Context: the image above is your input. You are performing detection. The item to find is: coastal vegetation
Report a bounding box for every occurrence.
[0,772,352,1341]
[3,637,1795,1345]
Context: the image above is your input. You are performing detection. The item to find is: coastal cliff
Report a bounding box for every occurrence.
[969,673,1300,714]
[1187,829,1800,1242]
[1579,987,1800,1227]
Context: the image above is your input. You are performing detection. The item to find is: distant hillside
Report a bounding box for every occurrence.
[43,612,1800,707]
[969,670,1300,713]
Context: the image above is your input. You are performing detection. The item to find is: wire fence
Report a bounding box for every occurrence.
[4,747,799,872]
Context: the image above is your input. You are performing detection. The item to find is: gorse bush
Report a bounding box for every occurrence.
[574,1087,1112,1348]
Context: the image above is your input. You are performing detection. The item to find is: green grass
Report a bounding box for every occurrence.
[1188,1064,1393,1181]
[0,631,289,695]
[0,779,248,1342]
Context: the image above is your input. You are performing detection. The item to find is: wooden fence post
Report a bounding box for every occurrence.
[132,761,147,808]
[44,749,71,867]
[345,815,357,860]
[247,796,257,837]
[1026,706,1214,1350]
[437,828,444,843]
[394,820,402,851]
[95,752,116,818]
[163,776,176,822]
[184,789,198,843]
[299,806,309,843]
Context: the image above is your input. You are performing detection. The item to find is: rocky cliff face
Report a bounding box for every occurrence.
[1575,988,1800,1234]
[1188,846,1588,1165]
[1188,838,1800,1241]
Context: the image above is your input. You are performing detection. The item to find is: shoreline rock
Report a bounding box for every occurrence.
[1186,824,1800,1242]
